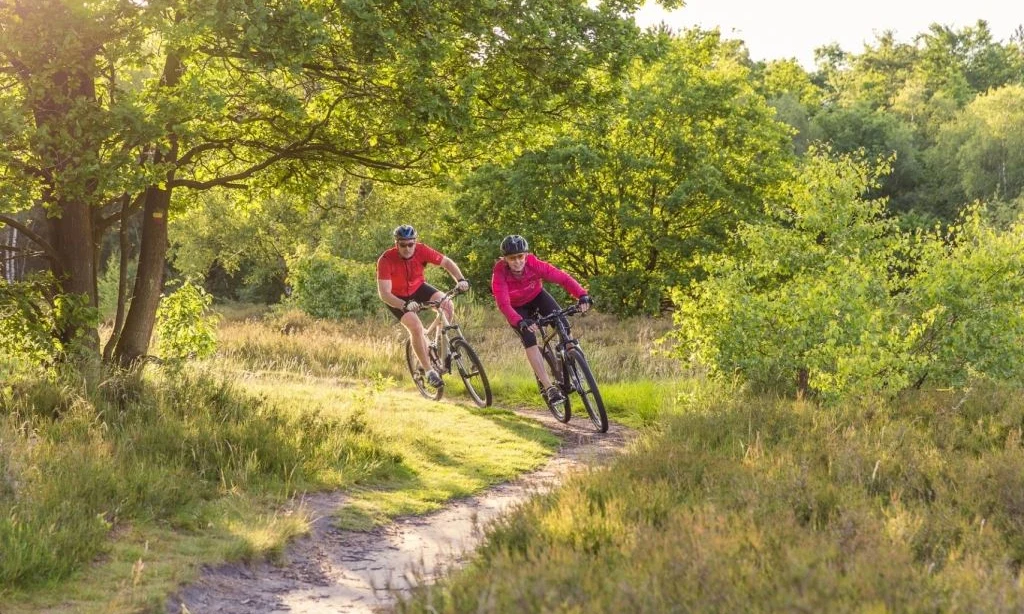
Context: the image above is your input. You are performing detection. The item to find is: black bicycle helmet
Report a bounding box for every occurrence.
[393,224,417,240]
[500,234,528,256]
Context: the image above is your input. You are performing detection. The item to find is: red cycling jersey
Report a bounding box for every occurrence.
[376,243,445,297]
[491,254,586,326]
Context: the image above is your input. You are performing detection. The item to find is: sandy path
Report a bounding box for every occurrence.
[167,409,633,613]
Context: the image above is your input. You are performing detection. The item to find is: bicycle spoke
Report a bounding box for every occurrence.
[566,348,607,432]
[406,339,443,401]
[451,338,491,407]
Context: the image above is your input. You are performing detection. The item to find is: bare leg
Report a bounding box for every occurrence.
[526,345,552,388]
[435,292,454,323]
[401,312,432,372]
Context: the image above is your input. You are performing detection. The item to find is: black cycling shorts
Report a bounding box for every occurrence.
[386,283,440,320]
[511,290,561,348]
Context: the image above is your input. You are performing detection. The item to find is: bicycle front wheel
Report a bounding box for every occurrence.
[565,348,607,432]
[405,339,443,401]
[450,338,492,407]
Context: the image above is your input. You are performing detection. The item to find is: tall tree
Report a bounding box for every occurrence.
[757,58,822,154]
[808,102,922,214]
[446,30,793,314]
[927,84,1024,214]
[0,0,140,347]
[0,0,664,364]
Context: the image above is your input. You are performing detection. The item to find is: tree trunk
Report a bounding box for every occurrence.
[29,53,102,349]
[112,45,184,367]
[113,185,170,366]
[48,198,100,348]
[795,367,810,400]
[102,195,133,361]
[13,0,106,349]
[47,200,97,302]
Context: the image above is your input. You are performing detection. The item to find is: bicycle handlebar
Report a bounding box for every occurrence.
[420,287,465,309]
[534,303,582,327]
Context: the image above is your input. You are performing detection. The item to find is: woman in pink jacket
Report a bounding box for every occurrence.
[491,234,592,405]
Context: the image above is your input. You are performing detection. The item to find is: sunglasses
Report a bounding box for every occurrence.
[505,253,526,262]
[396,241,416,248]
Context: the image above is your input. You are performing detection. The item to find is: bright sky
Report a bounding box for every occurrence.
[633,0,1023,68]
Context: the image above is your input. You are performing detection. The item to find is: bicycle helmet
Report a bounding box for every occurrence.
[393,224,417,240]
[500,234,528,256]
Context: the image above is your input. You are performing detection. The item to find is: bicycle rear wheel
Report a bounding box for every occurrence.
[539,344,570,422]
[405,339,443,401]
[565,348,607,432]
[450,338,492,407]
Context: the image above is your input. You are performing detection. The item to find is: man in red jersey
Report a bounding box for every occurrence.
[377,224,470,389]
[491,234,591,406]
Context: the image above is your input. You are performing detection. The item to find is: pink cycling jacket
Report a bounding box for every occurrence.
[491,254,587,326]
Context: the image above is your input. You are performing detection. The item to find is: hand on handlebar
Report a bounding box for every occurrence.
[577,294,592,314]
[516,318,538,334]
[404,300,421,313]
[534,301,588,327]
[455,279,470,293]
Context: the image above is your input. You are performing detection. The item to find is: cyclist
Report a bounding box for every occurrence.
[491,234,592,406]
[378,224,470,389]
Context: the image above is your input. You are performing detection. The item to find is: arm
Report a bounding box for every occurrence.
[439,256,467,286]
[377,278,407,310]
[491,268,522,326]
[376,256,408,309]
[535,259,586,299]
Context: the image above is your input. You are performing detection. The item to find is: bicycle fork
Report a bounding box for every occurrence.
[540,345,566,392]
[439,326,462,374]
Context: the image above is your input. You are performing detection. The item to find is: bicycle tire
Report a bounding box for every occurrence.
[405,339,443,401]
[565,347,607,432]
[539,344,570,422]
[450,338,492,407]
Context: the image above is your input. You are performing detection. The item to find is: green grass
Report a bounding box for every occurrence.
[3,302,652,612]
[396,381,1024,613]
[0,366,369,611]
[8,302,1024,612]
[0,368,561,611]
[238,376,558,529]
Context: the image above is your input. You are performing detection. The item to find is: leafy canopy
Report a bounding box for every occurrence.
[445,30,794,315]
[674,146,1024,400]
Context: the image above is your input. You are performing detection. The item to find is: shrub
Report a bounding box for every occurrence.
[285,245,378,320]
[0,274,97,376]
[0,276,61,374]
[673,149,905,400]
[155,280,219,363]
[900,208,1024,388]
[673,147,1024,400]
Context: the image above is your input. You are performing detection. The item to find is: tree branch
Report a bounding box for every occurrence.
[0,214,60,265]
[1,157,52,183]
[176,141,230,168]
[96,191,145,232]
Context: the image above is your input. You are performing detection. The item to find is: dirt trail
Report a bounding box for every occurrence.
[168,409,633,614]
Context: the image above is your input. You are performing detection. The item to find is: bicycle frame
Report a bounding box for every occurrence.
[534,303,608,432]
[404,288,493,407]
[421,290,464,373]
[536,305,582,369]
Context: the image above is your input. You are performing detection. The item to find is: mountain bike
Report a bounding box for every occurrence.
[534,304,608,433]
[404,288,492,407]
